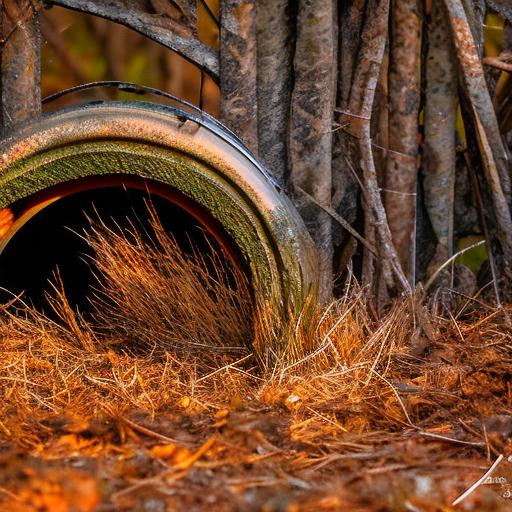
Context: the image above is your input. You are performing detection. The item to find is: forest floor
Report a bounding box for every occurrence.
[0,221,511,511]
[0,302,511,511]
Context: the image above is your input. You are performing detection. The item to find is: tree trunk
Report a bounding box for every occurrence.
[1,0,41,134]
[220,0,258,153]
[289,0,337,302]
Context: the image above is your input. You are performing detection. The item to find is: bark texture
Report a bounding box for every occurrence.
[486,0,512,24]
[52,0,218,79]
[3,0,512,307]
[220,0,258,153]
[342,0,410,294]
[331,0,365,274]
[256,0,294,183]
[1,0,41,134]
[385,0,422,283]
[423,0,458,270]
[444,0,512,268]
[289,0,337,301]
[445,0,510,199]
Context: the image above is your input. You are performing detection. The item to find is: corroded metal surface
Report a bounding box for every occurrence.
[0,102,318,307]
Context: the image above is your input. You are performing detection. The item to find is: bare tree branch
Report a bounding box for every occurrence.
[444,0,512,268]
[483,54,512,74]
[444,0,511,200]
[256,0,294,183]
[423,0,458,271]
[385,0,422,283]
[341,0,411,294]
[486,0,512,24]
[332,0,365,276]
[149,0,197,36]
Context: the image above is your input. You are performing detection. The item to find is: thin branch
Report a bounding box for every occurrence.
[341,0,411,294]
[452,454,504,506]
[444,0,511,201]
[295,186,377,255]
[465,151,502,307]
[198,0,219,27]
[423,240,486,295]
[482,56,512,74]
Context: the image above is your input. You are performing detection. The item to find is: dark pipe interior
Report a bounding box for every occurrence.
[0,182,244,315]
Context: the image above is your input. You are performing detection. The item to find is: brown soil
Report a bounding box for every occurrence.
[0,218,511,511]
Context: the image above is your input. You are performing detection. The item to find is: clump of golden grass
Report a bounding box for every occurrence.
[0,211,511,510]
[86,210,253,359]
[0,210,255,443]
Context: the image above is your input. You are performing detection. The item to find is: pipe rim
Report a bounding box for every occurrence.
[0,101,318,308]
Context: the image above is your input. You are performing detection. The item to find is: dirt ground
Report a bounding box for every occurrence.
[0,304,511,511]
[0,223,511,511]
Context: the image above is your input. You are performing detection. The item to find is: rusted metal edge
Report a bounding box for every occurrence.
[41,81,281,190]
[0,102,318,307]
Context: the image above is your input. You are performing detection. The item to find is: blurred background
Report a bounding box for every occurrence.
[40,1,220,115]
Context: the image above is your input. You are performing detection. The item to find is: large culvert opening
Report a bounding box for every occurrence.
[0,176,251,318]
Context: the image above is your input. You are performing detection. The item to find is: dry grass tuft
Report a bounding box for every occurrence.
[85,209,253,359]
[0,212,511,510]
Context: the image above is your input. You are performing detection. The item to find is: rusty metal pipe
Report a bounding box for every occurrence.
[0,101,318,312]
